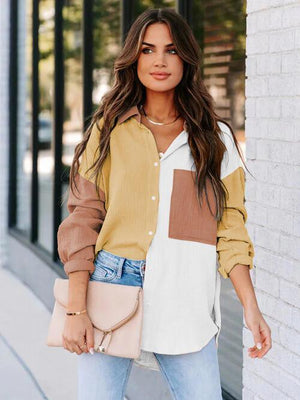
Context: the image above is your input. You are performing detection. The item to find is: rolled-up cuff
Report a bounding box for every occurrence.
[64,259,95,277]
[218,255,254,279]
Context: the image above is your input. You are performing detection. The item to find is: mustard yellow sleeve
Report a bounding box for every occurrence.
[216,121,255,279]
[57,118,106,276]
[216,165,255,279]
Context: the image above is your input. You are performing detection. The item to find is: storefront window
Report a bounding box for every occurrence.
[38,0,55,251]
[16,0,33,236]
[192,0,246,144]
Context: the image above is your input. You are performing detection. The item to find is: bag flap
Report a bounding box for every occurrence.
[53,278,142,332]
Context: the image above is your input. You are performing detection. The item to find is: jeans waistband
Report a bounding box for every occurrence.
[99,249,146,267]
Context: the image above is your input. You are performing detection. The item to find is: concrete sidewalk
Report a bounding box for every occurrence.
[0,266,77,400]
[0,265,174,400]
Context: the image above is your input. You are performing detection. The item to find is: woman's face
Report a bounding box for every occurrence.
[137,22,183,93]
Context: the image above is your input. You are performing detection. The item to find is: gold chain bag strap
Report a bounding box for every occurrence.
[46,278,144,358]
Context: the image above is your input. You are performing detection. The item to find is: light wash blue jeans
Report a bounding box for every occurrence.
[77,249,223,400]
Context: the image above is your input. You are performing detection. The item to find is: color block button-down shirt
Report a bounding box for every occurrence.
[57,104,255,370]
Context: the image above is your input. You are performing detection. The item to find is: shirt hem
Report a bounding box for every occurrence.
[140,326,219,355]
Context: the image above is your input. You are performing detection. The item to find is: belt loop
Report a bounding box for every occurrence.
[116,257,125,278]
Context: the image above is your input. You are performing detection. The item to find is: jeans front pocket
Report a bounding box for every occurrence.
[91,252,119,282]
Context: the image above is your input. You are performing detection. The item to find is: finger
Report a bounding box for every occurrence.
[248,342,264,357]
[248,348,260,358]
[78,340,88,354]
[63,338,73,352]
[248,336,271,358]
[256,345,269,358]
[252,325,263,351]
[72,343,83,355]
[86,328,94,354]
[66,339,80,354]
[75,336,88,354]
[257,335,272,358]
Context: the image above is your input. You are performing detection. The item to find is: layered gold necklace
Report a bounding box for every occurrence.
[140,104,181,126]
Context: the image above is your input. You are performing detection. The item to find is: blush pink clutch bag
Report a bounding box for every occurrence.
[46,278,144,358]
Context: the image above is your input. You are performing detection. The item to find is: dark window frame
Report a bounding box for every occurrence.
[8,0,96,275]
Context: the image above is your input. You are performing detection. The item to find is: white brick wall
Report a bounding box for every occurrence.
[244,1,300,399]
[0,0,10,268]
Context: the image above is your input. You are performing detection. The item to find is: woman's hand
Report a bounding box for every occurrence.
[62,313,95,355]
[244,303,272,359]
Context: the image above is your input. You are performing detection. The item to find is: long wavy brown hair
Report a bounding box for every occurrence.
[66,7,252,221]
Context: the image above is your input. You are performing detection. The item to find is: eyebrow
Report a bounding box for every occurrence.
[142,42,174,47]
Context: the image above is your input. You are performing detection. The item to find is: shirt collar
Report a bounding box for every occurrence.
[117,104,189,162]
[117,105,142,125]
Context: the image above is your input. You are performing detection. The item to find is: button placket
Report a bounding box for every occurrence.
[144,130,160,245]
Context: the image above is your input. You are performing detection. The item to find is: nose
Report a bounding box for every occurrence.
[154,53,167,67]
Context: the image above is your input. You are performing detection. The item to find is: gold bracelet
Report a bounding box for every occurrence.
[66,309,87,316]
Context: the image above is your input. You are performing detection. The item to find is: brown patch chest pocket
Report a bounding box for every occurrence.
[168,169,217,245]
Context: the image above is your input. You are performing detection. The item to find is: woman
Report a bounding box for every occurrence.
[57,8,272,400]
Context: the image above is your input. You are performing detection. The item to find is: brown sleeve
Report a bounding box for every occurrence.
[57,119,106,276]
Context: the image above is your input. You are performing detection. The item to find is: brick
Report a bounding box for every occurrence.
[246,55,257,77]
[256,53,281,75]
[245,98,256,117]
[280,279,300,308]
[274,342,300,379]
[280,234,300,260]
[256,268,280,297]
[280,187,300,213]
[282,6,300,29]
[256,97,281,118]
[255,183,281,208]
[281,96,299,118]
[242,387,256,400]
[247,33,269,55]
[269,30,295,53]
[244,353,300,399]
[294,213,300,237]
[246,77,269,97]
[295,28,300,48]
[267,119,296,141]
[255,291,293,327]
[279,325,300,357]
[243,369,293,399]
[268,75,295,96]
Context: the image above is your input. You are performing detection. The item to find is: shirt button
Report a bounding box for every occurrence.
[154,162,158,166]
[148,231,153,235]
[151,195,156,200]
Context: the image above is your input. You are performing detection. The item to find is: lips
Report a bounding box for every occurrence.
[150,72,170,76]
[150,72,171,80]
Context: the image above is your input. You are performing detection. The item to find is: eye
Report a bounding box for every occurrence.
[141,48,178,54]
[141,48,152,54]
